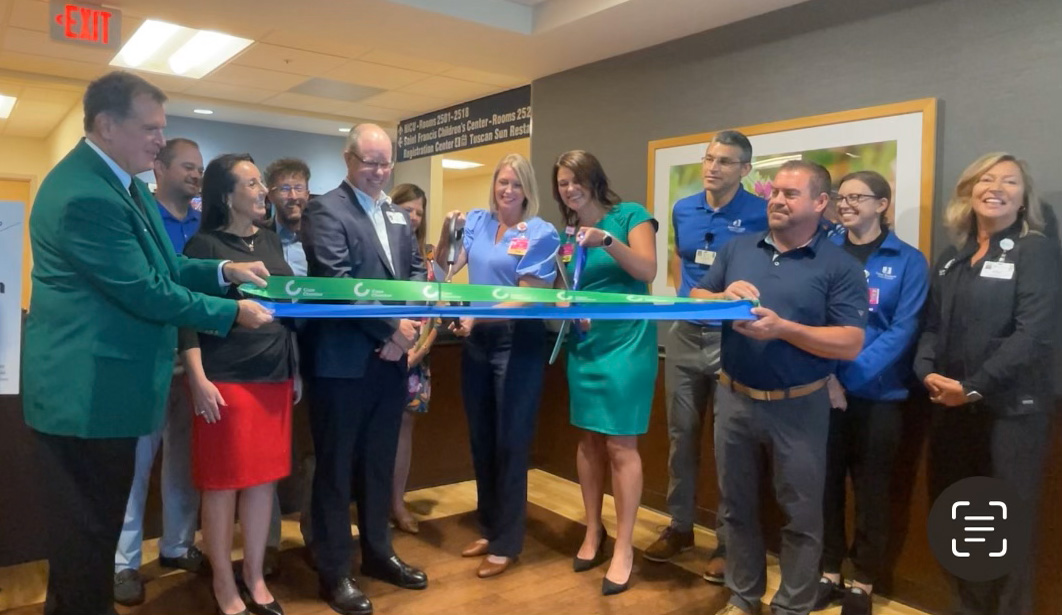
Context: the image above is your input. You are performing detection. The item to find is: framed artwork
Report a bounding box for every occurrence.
[647,98,938,294]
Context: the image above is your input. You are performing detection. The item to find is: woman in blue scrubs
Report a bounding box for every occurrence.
[435,153,560,579]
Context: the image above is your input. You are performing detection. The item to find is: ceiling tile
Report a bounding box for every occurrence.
[261,91,380,118]
[399,75,499,101]
[357,90,451,114]
[5,98,75,137]
[2,27,116,64]
[19,85,80,105]
[137,72,198,94]
[182,81,279,104]
[357,50,452,74]
[205,64,308,91]
[8,0,48,32]
[326,59,431,90]
[0,50,109,82]
[231,43,348,77]
[441,66,525,87]
[260,30,372,60]
[288,78,383,103]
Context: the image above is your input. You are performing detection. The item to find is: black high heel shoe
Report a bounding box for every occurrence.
[573,526,608,572]
[235,574,285,615]
[601,573,630,596]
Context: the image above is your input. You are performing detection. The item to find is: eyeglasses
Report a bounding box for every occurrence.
[349,151,394,171]
[701,155,749,168]
[834,193,879,206]
[273,184,307,194]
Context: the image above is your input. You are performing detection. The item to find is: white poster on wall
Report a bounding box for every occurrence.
[0,200,24,396]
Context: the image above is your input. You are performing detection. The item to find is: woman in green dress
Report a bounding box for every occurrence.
[553,150,658,596]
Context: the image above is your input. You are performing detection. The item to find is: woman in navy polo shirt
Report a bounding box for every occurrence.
[435,153,560,579]
[814,170,928,615]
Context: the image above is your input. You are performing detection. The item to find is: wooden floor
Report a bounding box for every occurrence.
[1,470,932,615]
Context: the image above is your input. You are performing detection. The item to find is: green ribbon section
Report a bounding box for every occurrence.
[239,276,742,305]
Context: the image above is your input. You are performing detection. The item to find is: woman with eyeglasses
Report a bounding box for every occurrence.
[914,153,1059,615]
[435,153,559,579]
[182,154,296,615]
[813,170,928,615]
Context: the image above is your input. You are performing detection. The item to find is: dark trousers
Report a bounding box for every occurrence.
[33,429,138,615]
[929,406,1051,615]
[309,356,406,585]
[821,397,902,584]
[461,320,546,558]
[715,385,830,615]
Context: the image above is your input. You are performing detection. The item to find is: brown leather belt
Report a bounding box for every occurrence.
[718,371,828,402]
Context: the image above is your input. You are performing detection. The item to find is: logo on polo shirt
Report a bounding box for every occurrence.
[875,266,897,281]
[727,219,746,233]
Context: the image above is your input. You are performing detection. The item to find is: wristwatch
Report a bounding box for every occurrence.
[962,383,983,403]
[601,231,614,247]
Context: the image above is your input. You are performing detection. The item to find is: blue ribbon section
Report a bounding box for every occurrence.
[256,300,756,321]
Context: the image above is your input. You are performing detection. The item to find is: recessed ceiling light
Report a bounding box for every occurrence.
[110,20,253,79]
[338,127,351,133]
[441,159,484,170]
[193,108,214,115]
[0,94,17,119]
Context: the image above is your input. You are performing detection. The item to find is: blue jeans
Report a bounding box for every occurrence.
[461,320,547,558]
[114,376,200,571]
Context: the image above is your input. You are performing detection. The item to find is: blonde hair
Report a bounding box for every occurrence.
[945,152,1044,244]
[489,153,539,220]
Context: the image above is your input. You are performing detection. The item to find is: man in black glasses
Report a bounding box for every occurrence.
[645,130,767,586]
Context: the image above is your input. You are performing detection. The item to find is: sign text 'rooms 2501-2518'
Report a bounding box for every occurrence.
[396,85,531,163]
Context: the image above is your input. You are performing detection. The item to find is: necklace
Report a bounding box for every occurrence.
[239,233,256,252]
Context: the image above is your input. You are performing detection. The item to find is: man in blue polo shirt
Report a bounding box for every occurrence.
[113,137,206,606]
[645,130,767,586]
[693,160,867,615]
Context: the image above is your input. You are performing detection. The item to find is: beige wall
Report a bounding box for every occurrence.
[46,104,84,167]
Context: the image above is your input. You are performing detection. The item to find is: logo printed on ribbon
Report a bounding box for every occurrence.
[422,286,440,300]
[353,282,371,298]
[491,288,511,300]
[556,291,573,302]
[285,280,303,297]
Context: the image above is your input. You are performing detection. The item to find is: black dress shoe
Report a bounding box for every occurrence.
[319,578,373,615]
[160,545,208,573]
[812,576,844,611]
[573,527,608,572]
[361,555,428,590]
[840,586,872,615]
[113,569,145,607]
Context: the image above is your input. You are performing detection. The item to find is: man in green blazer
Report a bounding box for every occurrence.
[23,71,274,615]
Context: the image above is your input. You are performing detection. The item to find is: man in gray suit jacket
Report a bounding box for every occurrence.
[301,124,427,615]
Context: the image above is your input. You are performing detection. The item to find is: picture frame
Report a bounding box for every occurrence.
[647,98,938,294]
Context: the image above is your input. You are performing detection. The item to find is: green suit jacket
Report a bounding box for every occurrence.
[23,139,238,438]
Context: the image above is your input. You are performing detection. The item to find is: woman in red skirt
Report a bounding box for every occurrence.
[182,153,295,615]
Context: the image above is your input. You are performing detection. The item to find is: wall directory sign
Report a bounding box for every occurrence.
[0,201,24,395]
[396,85,530,163]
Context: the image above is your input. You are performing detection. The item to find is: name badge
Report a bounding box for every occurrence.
[981,261,1015,280]
[695,249,716,266]
[560,242,574,263]
[386,211,407,225]
[508,237,530,256]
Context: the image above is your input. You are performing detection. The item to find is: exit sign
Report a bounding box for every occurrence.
[49,2,121,50]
